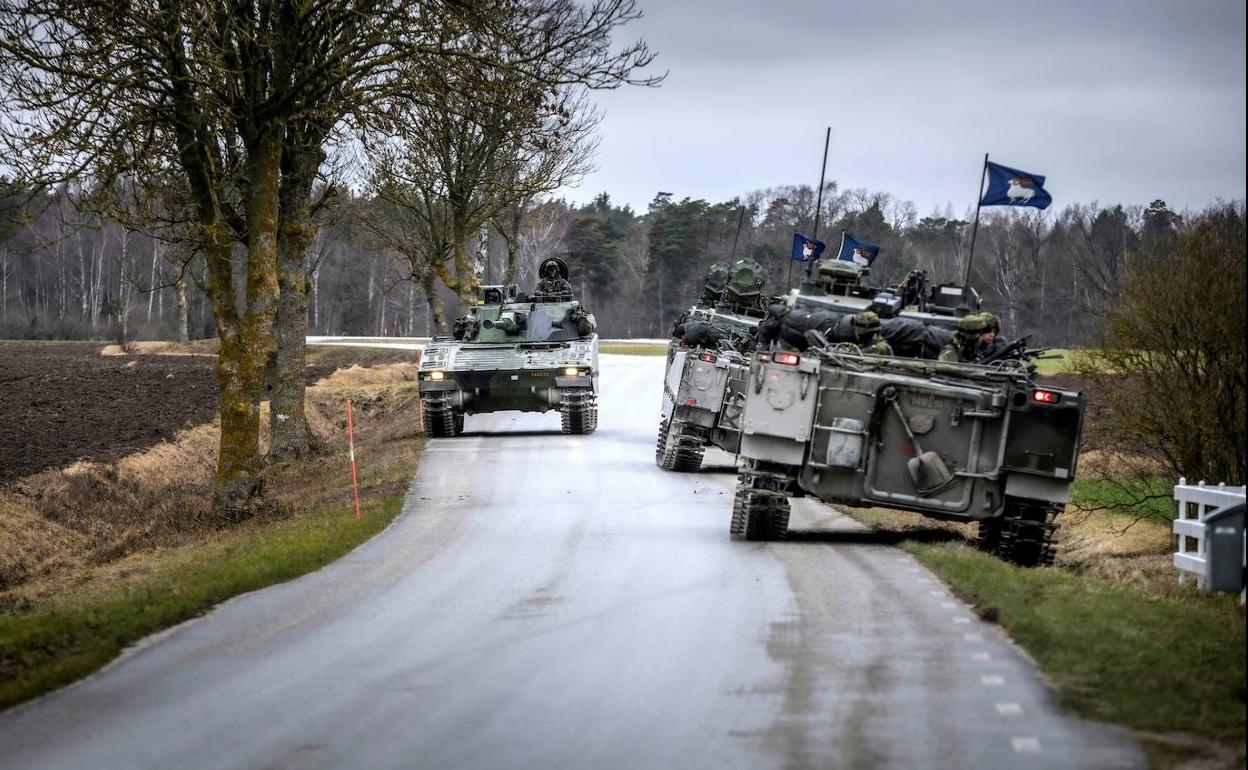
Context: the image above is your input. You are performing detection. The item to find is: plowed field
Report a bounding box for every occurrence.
[0,343,218,483]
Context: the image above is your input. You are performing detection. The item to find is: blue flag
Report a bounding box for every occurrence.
[980,161,1052,209]
[837,232,880,266]
[791,233,826,262]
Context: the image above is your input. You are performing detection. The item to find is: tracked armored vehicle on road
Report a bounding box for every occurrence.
[418,259,598,437]
[656,260,768,471]
[730,338,1083,566]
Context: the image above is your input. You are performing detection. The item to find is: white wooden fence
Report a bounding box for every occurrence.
[1173,478,1246,591]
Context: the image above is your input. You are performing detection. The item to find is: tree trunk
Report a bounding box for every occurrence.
[267,132,321,460]
[451,240,477,314]
[503,205,522,283]
[214,129,282,519]
[421,271,446,333]
[174,275,190,343]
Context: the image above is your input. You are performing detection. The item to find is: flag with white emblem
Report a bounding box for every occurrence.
[980,161,1051,209]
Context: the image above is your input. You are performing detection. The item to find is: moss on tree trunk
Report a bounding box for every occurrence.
[213,129,282,519]
[268,134,322,460]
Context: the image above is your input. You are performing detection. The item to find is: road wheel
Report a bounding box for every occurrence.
[996,498,1059,567]
[560,389,597,435]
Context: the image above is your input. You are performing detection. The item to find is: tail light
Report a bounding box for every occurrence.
[774,352,800,366]
[698,352,717,363]
[1032,389,1060,404]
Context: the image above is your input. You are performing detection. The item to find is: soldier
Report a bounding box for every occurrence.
[939,313,991,363]
[534,257,573,299]
[979,311,1010,360]
[851,311,892,355]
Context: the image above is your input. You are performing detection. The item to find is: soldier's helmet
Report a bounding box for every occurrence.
[851,311,881,338]
[721,259,767,308]
[539,257,570,281]
[980,311,1000,334]
[955,313,989,340]
[699,263,729,304]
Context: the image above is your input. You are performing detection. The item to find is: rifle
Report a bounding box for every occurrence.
[979,334,1033,365]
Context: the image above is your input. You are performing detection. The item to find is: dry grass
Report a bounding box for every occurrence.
[0,357,424,611]
[843,501,1183,598]
[1077,449,1168,479]
[1055,508,1188,597]
[101,340,221,356]
[0,422,219,594]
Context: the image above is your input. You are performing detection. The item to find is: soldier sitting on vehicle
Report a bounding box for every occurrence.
[939,313,993,363]
[850,311,892,355]
[533,257,573,300]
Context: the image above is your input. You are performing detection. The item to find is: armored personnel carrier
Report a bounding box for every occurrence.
[656,260,768,471]
[729,339,1083,566]
[418,258,598,437]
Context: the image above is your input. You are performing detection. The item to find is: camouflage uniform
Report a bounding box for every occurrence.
[939,314,989,363]
[534,264,573,299]
[851,311,892,355]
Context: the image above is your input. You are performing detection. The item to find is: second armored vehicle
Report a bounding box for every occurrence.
[418,258,598,437]
[656,260,769,471]
[730,341,1083,566]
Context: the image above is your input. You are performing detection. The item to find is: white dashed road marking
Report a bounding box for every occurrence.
[996,703,1023,716]
[1011,737,1041,753]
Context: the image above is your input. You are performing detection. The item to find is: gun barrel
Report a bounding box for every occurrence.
[483,311,520,332]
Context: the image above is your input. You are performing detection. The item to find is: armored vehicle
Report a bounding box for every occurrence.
[656,260,768,471]
[418,258,598,437]
[730,339,1082,566]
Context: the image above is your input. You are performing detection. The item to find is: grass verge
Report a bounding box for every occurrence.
[1032,347,1078,375]
[599,343,668,356]
[908,542,1245,760]
[0,496,407,711]
[599,341,668,354]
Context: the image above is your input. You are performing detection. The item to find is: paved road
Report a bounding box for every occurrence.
[0,355,1144,770]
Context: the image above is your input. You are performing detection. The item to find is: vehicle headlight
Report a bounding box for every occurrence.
[429,370,444,381]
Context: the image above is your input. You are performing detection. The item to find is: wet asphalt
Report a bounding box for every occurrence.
[0,355,1145,770]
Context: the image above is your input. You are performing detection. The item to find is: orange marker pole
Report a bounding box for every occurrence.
[346,398,361,520]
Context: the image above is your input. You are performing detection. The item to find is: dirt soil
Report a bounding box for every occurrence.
[1,342,218,484]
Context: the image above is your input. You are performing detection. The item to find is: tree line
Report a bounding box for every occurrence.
[0,177,1207,348]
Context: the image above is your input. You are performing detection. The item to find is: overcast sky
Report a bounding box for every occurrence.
[568,0,1246,216]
